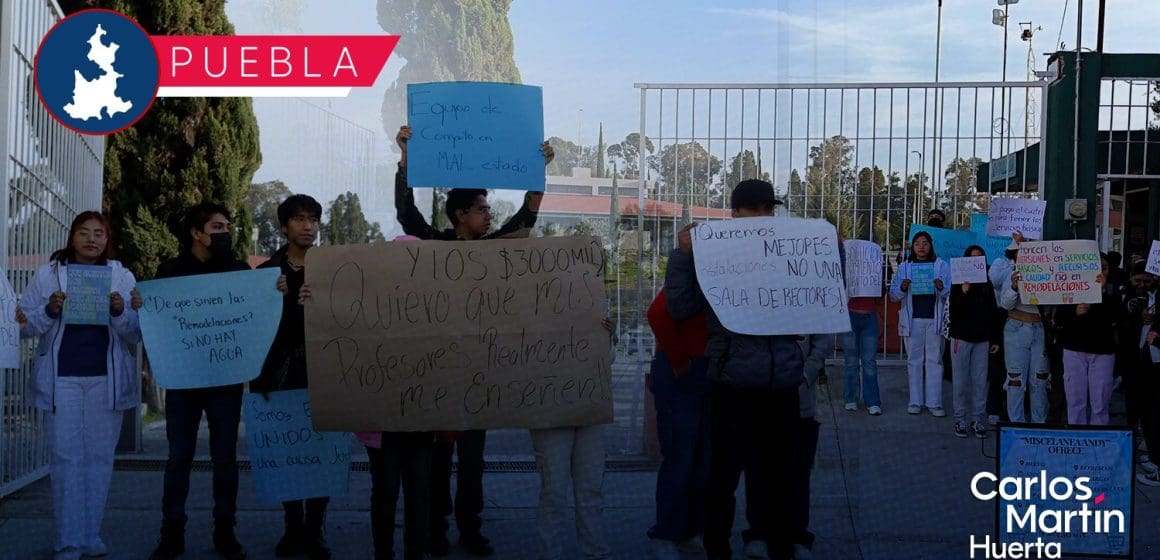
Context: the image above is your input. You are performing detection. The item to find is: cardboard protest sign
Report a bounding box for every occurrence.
[1146,240,1160,276]
[843,240,882,298]
[244,389,351,504]
[1015,240,1101,305]
[987,198,1047,239]
[690,217,850,336]
[136,269,282,389]
[303,237,612,432]
[951,256,988,284]
[0,274,20,369]
[406,82,545,191]
[64,264,111,325]
[908,263,937,295]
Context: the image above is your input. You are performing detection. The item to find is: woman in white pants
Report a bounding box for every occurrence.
[530,317,615,560]
[18,212,142,560]
[889,231,952,416]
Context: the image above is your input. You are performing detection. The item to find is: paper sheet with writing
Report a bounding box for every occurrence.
[1016,240,1101,305]
[0,274,19,369]
[1147,240,1160,276]
[987,197,1047,239]
[908,263,936,295]
[244,389,352,504]
[843,240,882,298]
[64,264,111,325]
[690,217,850,336]
[951,256,988,284]
[406,82,545,191]
[304,237,612,432]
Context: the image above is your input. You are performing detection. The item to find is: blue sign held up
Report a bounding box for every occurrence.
[406,82,545,192]
[245,389,352,504]
[64,264,112,326]
[908,263,937,295]
[136,268,281,389]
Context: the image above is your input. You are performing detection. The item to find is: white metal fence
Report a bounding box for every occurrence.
[0,0,106,497]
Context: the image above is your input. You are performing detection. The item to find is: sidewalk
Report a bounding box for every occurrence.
[2,364,1158,559]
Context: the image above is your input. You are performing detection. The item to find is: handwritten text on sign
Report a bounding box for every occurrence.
[0,275,19,369]
[909,263,937,295]
[951,256,988,284]
[1146,240,1160,276]
[1015,240,1101,305]
[987,198,1047,240]
[406,82,545,191]
[244,389,352,504]
[843,240,882,298]
[691,217,850,335]
[136,269,282,389]
[64,264,111,325]
[303,237,612,432]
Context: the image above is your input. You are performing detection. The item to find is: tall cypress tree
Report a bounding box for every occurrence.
[60,0,262,279]
[595,122,606,178]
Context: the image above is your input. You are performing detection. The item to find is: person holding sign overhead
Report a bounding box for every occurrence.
[149,203,255,560]
[17,211,142,560]
[394,124,553,557]
[665,179,804,560]
[249,194,334,560]
[889,231,952,417]
[997,236,1050,425]
[947,246,1002,439]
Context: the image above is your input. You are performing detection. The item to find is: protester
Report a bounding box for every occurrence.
[645,289,710,560]
[394,124,553,557]
[947,246,1002,438]
[1122,263,1158,474]
[17,212,142,560]
[926,209,946,228]
[665,179,803,560]
[788,333,831,560]
[998,235,1050,424]
[889,231,951,416]
[1140,304,1160,486]
[248,195,332,559]
[986,239,1020,424]
[149,203,256,560]
[842,261,883,416]
[1055,254,1117,426]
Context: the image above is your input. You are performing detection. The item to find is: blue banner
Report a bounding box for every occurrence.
[406,81,545,191]
[909,224,1011,268]
[244,389,351,504]
[996,426,1133,557]
[136,268,281,389]
[970,213,989,234]
[64,264,112,325]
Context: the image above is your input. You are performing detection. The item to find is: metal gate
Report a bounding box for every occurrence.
[0,0,106,497]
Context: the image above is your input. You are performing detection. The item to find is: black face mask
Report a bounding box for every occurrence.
[1005,249,1018,261]
[927,218,944,227]
[209,232,234,261]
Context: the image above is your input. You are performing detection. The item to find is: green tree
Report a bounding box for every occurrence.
[784,169,806,216]
[717,149,772,207]
[377,0,521,132]
[431,188,452,231]
[247,180,294,255]
[943,156,985,226]
[594,123,606,178]
[607,133,654,179]
[61,0,262,280]
[490,199,516,226]
[545,136,593,176]
[649,141,722,208]
[323,192,386,245]
[800,136,856,235]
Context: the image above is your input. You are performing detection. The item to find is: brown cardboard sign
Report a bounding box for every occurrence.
[303,236,612,431]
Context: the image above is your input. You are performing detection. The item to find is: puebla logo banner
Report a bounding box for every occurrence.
[34,9,399,136]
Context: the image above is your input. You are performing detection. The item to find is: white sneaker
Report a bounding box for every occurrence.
[867,406,882,416]
[930,407,946,417]
[1137,469,1160,487]
[745,539,768,558]
[793,543,815,560]
[844,402,858,411]
[678,536,704,554]
[80,539,107,558]
[907,405,921,415]
[651,539,681,560]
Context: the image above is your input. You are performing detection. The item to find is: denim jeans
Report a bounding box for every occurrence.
[161,384,243,529]
[1003,319,1049,423]
[842,312,881,407]
[647,352,711,543]
[951,339,990,425]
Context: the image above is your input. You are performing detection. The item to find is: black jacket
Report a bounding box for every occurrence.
[154,250,250,279]
[394,165,538,240]
[1057,291,1120,355]
[948,281,1003,345]
[251,246,308,393]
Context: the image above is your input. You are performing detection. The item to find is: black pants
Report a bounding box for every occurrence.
[161,384,243,529]
[1045,337,1068,424]
[428,429,486,539]
[705,383,799,560]
[282,497,329,531]
[369,432,433,560]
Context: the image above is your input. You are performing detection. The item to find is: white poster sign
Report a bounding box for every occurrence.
[843,240,883,298]
[987,198,1047,239]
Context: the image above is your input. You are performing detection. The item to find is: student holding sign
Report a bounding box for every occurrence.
[997,237,1050,425]
[149,203,255,560]
[665,180,804,560]
[1055,254,1118,426]
[394,124,553,557]
[248,195,334,559]
[17,211,143,560]
[889,231,952,417]
[947,246,1003,439]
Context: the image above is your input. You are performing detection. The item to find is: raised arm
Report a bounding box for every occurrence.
[393,125,438,239]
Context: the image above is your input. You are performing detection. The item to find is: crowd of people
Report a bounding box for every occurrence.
[14,125,1159,560]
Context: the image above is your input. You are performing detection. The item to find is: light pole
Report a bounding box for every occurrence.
[995,1,1018,160]
[910,151,923,225]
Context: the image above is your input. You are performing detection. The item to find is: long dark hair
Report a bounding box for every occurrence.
[908,231,937,262]
[50,211,115,264]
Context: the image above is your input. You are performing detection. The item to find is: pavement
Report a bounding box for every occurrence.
[2,363,1159,560]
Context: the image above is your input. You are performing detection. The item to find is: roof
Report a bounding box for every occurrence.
[539,193,731,219]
